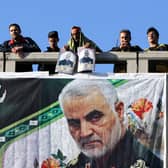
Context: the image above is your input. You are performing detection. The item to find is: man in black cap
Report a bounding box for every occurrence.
[46,31,60,52]
[39,31,60,74]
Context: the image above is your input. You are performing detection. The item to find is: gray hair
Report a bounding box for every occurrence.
[59,79,119,114]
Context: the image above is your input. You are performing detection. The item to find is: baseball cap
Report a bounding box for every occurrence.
[48,31,59,39]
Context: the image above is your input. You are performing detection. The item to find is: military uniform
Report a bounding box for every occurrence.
[145,44,168,72]
[110,45,143,73]
[144,43,168,51]
[111,45,143,52]
[66,131,163,168]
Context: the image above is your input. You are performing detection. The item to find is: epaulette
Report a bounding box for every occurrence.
[159,43,166,47]
[144,48,149,51]
[66,157,79,168]
[159,43,168,49]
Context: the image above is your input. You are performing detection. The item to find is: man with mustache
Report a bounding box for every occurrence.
[110,29,142,73]
[3,23,41,72]
[64,26,102,53]
[58,79,162,168]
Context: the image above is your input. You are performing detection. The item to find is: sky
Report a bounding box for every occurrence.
[0,0,168,73]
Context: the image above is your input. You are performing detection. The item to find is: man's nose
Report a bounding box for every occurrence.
[80,121,93,138]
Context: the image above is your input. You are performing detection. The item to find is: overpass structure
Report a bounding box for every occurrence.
[0,51,168,73]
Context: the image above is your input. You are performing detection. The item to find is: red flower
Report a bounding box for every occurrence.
[41,158,61,168]
[131,98,153,119]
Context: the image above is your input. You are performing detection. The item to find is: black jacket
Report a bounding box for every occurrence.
[38,46,60,74]
[3,36,41,52]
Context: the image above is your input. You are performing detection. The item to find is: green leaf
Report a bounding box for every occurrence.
[57,149,67,161]
[51,154,58,159]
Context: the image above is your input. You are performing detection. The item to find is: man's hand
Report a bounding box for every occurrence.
[64,45,70,51]
[11,46,23,53]
[11,46,24,58]
[83,42,91,48]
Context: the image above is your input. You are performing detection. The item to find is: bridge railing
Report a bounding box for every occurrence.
[0,51,168,73]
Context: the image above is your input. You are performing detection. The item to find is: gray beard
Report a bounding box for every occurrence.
[77,118,122,159]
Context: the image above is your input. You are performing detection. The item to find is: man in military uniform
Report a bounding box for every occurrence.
[145,27,168,72]
[58,79,163,168]
[145,27,168,51]
[110,29,143,73]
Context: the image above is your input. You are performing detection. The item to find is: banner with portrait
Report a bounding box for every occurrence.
[0,74,166,168]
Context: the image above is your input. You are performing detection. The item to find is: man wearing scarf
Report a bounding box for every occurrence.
[64,26,102,53]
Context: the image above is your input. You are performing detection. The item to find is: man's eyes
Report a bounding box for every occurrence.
[68,119,80,128]
[86,110,104,122]
[67,110,104,129]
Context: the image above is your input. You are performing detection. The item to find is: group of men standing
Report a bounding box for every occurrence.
[0,23,168,73]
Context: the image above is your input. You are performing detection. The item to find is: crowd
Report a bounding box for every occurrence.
[1,23,168,73]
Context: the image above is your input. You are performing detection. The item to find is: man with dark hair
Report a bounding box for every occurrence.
[146,27,159,39]
[3,23,41,54]
[64,26,102,53]
[111,29,142,52]
[47,31,60,52]
[39,31,60,74]
[145,27,168,72]
[110,29,142,72]
[3,23,41,72]
[145,27,168,51]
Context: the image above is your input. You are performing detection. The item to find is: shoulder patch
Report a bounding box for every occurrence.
[66,157,78,167]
